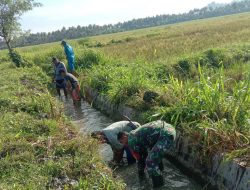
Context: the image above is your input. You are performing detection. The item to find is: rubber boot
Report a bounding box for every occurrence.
[152,175,164,188]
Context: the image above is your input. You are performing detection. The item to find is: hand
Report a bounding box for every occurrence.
[100,139,107,143]
[131,150,140,160]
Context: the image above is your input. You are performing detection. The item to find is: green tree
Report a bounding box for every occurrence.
[0,0,41,60]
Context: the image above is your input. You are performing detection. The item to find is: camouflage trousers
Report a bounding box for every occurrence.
[146,130,174,177]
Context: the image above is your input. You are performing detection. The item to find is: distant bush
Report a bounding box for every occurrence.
[109,39,123,44]
[77,38,105,48]
[94,41,105,47]
[174,47,250,77]
[176,59,192,73]
[154,64,172,83]
[146,33,159,38]
[203,49,227,67]
[124,37,135,42]
[77,38,91,47]
[174,57,197,77]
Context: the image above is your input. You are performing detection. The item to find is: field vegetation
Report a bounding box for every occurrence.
[0,12,250,175]
[0,60,124,189]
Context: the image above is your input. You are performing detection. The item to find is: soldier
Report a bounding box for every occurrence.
[118,120,176,188]
[91,120,141,165]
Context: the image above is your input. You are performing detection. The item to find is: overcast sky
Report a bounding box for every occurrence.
[20,0,233,33]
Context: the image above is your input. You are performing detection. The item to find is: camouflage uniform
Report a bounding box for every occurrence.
[128,120,176,177]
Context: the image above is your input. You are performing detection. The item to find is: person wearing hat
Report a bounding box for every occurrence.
[61,40,78,76]
[118,120,176,188]
[52,57,68,98]
[91,120,141,165]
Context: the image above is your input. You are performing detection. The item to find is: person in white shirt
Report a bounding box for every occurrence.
[91,120,141,165]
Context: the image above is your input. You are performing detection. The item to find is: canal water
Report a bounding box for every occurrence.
[63,99,203,190]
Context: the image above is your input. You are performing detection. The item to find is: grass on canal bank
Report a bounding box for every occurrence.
[0,12,249,167]
[0,61,124,189]
[81,46,250,164]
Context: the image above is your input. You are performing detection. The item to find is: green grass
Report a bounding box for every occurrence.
[1,12,250,164]
[78,13,250,163]
[0,62,124,189]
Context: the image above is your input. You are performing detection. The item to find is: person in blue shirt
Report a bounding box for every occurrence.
[61,40,78,76]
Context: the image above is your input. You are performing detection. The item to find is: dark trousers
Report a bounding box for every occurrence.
[112,147,136,164]
[124,146,136,164]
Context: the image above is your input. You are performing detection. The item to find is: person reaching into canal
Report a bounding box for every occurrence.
[118,120,176,188]
[59,69,81,101]
[91,120,141,166]
[61,40,78,76]
[52,57,68,98]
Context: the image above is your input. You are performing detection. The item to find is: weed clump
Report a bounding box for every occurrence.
[9,50,23,67]
[75,49,103,69]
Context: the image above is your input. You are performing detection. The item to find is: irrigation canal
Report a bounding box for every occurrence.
[63,98,203,190]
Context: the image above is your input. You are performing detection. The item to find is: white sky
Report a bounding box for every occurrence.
[20,0,233,33]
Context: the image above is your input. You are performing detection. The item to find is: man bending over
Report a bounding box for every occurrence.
[118,120,176,188]
[91,120,141,165]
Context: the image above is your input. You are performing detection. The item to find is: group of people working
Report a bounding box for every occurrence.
[52,41,80,101]
[91,119,176,188]
[54,40,176,188]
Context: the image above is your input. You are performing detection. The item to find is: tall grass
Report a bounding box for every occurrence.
[1,12,249,163]
[153,64,250,160]
[81,45,250,162]
[0,62,124,189]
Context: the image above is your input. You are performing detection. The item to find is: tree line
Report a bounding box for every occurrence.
[1,0,250,49]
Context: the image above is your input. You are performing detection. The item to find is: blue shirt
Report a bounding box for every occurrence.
[63,44,74,60]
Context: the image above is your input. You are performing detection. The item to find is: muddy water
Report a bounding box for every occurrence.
[63,99,203,190]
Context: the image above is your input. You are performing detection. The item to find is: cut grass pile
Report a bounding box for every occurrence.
[0,62,124,189]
